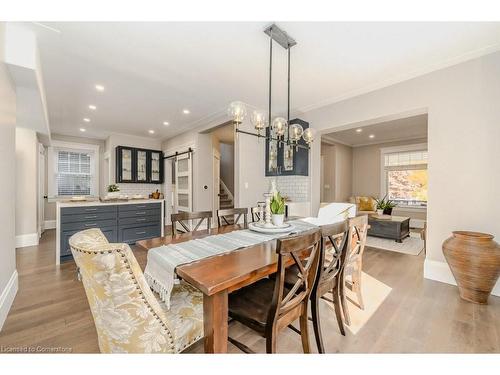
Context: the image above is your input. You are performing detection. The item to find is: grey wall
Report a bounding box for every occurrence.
[306,51,500,276]
[0,22,17,329]
[220,142,234,194]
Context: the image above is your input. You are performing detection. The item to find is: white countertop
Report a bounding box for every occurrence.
[57,199,164,208]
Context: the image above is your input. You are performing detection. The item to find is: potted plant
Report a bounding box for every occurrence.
[374,195,386,216]
[270,191,286,226]
[373,194,397,215]
[107,184,120,198]
[383,199,397,215]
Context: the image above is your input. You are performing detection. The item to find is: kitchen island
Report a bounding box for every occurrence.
[56,199,165,264]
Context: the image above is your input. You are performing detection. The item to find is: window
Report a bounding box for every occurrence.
[382,146,428,207]
[47,141,99,199]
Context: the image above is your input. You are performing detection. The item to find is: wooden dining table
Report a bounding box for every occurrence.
[136,223,316,353]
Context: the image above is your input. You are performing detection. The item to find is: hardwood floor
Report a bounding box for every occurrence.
[0,228,499,353]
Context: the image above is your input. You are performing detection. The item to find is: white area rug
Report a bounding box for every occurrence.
[366,234,424,256]
[322,271,392,335]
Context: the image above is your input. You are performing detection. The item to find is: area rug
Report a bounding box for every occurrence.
[365,234,424,256]
[322,271,392,335]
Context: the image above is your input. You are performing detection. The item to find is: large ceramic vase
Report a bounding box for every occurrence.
[442,231,500,304]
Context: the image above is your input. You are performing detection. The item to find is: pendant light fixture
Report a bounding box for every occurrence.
[229,23,314,149]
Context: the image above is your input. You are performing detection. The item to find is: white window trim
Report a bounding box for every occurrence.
[47,140,100,202]
[380,142,428,211]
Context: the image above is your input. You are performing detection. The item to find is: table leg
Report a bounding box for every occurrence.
[203,290,228,353]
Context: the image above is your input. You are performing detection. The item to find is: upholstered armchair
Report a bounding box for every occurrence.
[69,228,203,353]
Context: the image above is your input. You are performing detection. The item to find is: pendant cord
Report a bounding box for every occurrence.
[287,43,291,142]
[268,27,273,130]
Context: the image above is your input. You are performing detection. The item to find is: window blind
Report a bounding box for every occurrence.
[384,150,428,167]
[56,151,92,196]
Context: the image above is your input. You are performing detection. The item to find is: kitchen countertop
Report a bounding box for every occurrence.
[57,199,164,208]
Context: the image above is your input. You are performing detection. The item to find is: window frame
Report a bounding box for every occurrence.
[380,143,428,210]
[47,141,100,201]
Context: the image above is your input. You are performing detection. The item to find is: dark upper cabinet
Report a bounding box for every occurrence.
[116,146,164,184]
[265,118,309,176]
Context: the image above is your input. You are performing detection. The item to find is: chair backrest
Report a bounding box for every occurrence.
[217,208,248,228]
[251,206,262,223]
[346,215,369,263]
[69,228,175,353]
[267,229,322,330]
[171,211,212,235]
[315,220,351,294]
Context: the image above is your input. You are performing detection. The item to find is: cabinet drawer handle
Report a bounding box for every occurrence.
[85,208,98,212]
[136,211,146,215]
[136,231,146,235]
[136,218,146,222]
[85,215,98,219]
[85,223,97,227]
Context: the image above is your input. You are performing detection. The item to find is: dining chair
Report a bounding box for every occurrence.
[282,220,351,353]
[69,228,203,353]
[227,229,322,353]
[251,202,265,222]
[342,215,369,326]
[171,211,212,235]
[217,207,248,228]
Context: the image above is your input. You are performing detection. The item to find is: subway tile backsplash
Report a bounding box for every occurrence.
[266,176,310,202]
[113,183,163,197]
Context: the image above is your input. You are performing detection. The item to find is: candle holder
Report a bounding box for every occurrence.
[263,192,274,228]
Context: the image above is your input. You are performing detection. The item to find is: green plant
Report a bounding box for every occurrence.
[373,194,397,210]
[270,192,285,215]
[107,184,120,193]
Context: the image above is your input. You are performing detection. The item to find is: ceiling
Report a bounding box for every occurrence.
[29,22,500,140]
[323,114,428,147]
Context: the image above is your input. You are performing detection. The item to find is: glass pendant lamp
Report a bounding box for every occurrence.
[228,101,247,125]
[272,117,287,138]
[251,110,268,135]
[302,127,315,145]
[289,123,304,147]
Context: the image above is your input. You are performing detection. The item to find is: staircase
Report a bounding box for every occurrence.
[219,180,234,210]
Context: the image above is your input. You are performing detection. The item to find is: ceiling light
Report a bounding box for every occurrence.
[88,105,97,110]
[83,118,90,122]
[95,84,105,92]
[183,109,190,114]
[148,130,155,134]
[369,134,375,139]
[79,128,86,132]
[356,128,363,133]
[163,121,169,126]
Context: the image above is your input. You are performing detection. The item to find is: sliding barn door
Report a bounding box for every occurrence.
[175,153,192,213]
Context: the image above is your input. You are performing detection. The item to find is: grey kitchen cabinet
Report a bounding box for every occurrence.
[59,202,162,262]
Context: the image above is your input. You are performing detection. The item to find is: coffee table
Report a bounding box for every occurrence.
[367,215,410,243]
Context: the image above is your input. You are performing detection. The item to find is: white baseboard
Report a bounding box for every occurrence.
[424,259,500,297]
[44,220,56,230]
[0,270,18,331]
[15,232,39,248]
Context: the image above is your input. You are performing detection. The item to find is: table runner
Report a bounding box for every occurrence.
[144,219,317,308]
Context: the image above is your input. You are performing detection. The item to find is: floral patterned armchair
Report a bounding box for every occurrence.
[69,228,203,353]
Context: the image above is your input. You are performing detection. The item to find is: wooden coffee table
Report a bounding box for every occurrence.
[367,215,410,243]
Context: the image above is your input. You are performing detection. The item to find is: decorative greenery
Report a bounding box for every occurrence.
[107,184,120,193]
[270,191,286,215]
[373,194,396,210]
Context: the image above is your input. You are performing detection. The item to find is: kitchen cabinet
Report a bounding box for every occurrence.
[116,146,164,183]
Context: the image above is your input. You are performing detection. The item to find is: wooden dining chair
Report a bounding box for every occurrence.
[342,215,369,326]
[217,208,248,228]
[283,220,351,353]
[227,229,321,353]
[171,211,212,236]
[251,202,265,222]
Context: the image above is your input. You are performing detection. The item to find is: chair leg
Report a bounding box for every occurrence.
[331,285,346,336]
[353,263,364,310]
[266,328,277,354]
[299,302,311,354]
[339,276,351,326]
[310,293,325,353]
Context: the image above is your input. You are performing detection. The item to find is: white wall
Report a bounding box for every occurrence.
[306,51,500,294]
[15,127,38,246]
[0,22,18,330]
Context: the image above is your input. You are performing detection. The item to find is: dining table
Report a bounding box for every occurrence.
[136,222,316,353]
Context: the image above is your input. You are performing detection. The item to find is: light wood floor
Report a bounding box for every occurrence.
[0,229,499,353]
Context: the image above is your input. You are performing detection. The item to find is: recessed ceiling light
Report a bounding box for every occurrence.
[182,109,190,114]
[79,128,86,132]
[369,134,375,139]
[356,128,363,133]
[148,130,155,134]
[163,121,169,126]
[88,105,97,110]
[83,118,90,122]
[95,84,105,92]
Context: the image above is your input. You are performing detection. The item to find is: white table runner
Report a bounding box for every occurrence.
[144,219,317,308]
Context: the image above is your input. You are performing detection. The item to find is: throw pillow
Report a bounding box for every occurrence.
[358,196,374,211]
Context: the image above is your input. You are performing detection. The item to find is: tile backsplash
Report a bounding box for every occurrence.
[112,183,163,198]
[265,175,310,202]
